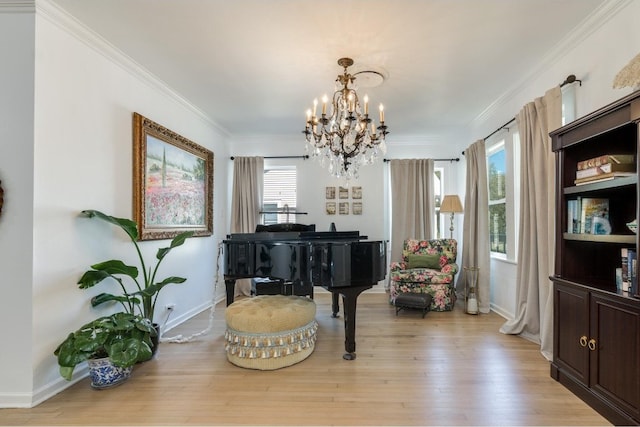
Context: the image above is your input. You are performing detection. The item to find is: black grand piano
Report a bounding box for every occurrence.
[223,225,386,360]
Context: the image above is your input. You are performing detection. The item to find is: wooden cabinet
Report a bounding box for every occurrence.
[550,91,640,425]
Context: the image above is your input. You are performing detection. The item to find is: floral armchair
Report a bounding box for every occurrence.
[389,239,458,311]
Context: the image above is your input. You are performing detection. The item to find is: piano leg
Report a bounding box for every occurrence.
[335,285,372,360]
[224,278,236,306]
[331,292,340,318]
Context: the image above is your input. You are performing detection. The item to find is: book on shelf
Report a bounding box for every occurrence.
[574,171,635,186]
[566,198,581,233]
[575,162,636,179]
[577,154,635,170]
[580,198,609,234]
[621,248,630,292]
[629,249,637,295]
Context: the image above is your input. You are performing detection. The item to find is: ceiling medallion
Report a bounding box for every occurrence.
[303,57,388,180]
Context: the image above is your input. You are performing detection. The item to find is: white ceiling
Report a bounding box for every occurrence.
[49,0,605,141]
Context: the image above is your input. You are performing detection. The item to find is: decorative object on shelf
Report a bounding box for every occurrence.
[303,57,388,180]
[613,52,640,90]
[440,195,464,238]
[627,219,638,234]
[133,112,214,241]
[463,267,479,315]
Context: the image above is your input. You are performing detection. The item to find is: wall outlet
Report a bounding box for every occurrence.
[165,303,176,311]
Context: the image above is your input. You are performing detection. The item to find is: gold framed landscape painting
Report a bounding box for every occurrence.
[133,112,214,241]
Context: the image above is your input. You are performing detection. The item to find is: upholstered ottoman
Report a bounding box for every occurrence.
[224,295,317,370]
[394,292,433,318]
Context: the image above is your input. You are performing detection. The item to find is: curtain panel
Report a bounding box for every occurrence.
[457,140,491,313]
[499,87,562,360]
[230,156,264,296]
[389,159,435,264]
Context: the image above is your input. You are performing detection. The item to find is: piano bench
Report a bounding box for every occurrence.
[250,278,285,296]
[394,292,433,318]
[224,295,317,370]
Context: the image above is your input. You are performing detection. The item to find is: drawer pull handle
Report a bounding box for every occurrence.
[588,339,597,351]
[579,336,587,347]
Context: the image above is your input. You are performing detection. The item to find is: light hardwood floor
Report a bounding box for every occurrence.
[1,291,610,426]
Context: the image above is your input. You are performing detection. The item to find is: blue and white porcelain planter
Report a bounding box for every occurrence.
[87,357,133,389]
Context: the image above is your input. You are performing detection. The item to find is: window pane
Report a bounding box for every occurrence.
[488,149,506,201]
[489,203,506,253]
[263,168,296,223]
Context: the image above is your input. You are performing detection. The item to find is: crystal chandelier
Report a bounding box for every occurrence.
[303,57,388,180]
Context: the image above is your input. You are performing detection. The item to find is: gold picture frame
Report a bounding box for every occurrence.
[133,112,214,241]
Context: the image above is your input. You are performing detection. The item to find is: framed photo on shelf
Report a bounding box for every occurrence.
[133,112,214,241]
[326,202,336,215]
[352,202,362,215]
[339,186,349,199]
[339,202,349,215]
[352,186,362,199]
[326,186,336,199]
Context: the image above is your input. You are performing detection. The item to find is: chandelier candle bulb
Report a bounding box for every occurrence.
[364,95,369,114]
[313,98,318,117]
[322,95,328,115]
[379,104,384,122]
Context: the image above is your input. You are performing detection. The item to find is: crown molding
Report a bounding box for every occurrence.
[0,0,35,13]
[33,0,230,137]
[472,0,633,126]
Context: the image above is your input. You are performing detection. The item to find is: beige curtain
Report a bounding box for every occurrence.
[499,87,562,360]
[457,140,491,313]
[389,159,435,263]
[230,156,264,296]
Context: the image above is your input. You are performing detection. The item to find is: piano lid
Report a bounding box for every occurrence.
[225,230,367,241]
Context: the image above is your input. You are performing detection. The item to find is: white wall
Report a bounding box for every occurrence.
[0,7,36,406]
[468,0,640,318]
[0,4,230,407]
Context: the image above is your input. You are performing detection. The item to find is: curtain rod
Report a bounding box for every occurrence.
[230,155,309,160]
[462,73,581,155]
[383,158,460,162]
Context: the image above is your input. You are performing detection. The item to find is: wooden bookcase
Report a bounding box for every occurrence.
[550,90,640,425]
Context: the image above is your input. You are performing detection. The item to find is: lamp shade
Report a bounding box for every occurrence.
[440,195,463,213]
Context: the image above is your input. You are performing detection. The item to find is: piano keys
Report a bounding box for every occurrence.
[223,229,386,360]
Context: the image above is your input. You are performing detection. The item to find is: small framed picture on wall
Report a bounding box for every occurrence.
[326,186,336,199]
[326,202,336,215]
[339,202,349,215]
[339,186,349,199]
[352,202,362,215]
[352,186,362,199]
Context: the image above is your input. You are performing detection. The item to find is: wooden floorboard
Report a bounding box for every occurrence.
[0,291,610,426]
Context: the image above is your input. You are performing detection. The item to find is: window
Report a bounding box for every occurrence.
[486,130,520,261]
[433,168,444,238]
[488,142,506,254]
[263,167,297,224]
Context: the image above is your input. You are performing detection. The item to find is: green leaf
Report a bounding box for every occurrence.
[77,270,111,289]
[59,366,75,381]
[90,260,139,278]
[140,276,187,297]
[109,338,148,367]
[91,292,141,308]
[156,231,194,260]
[81,209,139,241]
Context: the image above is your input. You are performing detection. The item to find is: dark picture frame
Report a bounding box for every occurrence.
[133,112,214,241]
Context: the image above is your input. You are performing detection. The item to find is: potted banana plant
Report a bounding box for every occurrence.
[54,312,156,388]
[76,210,194,350]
